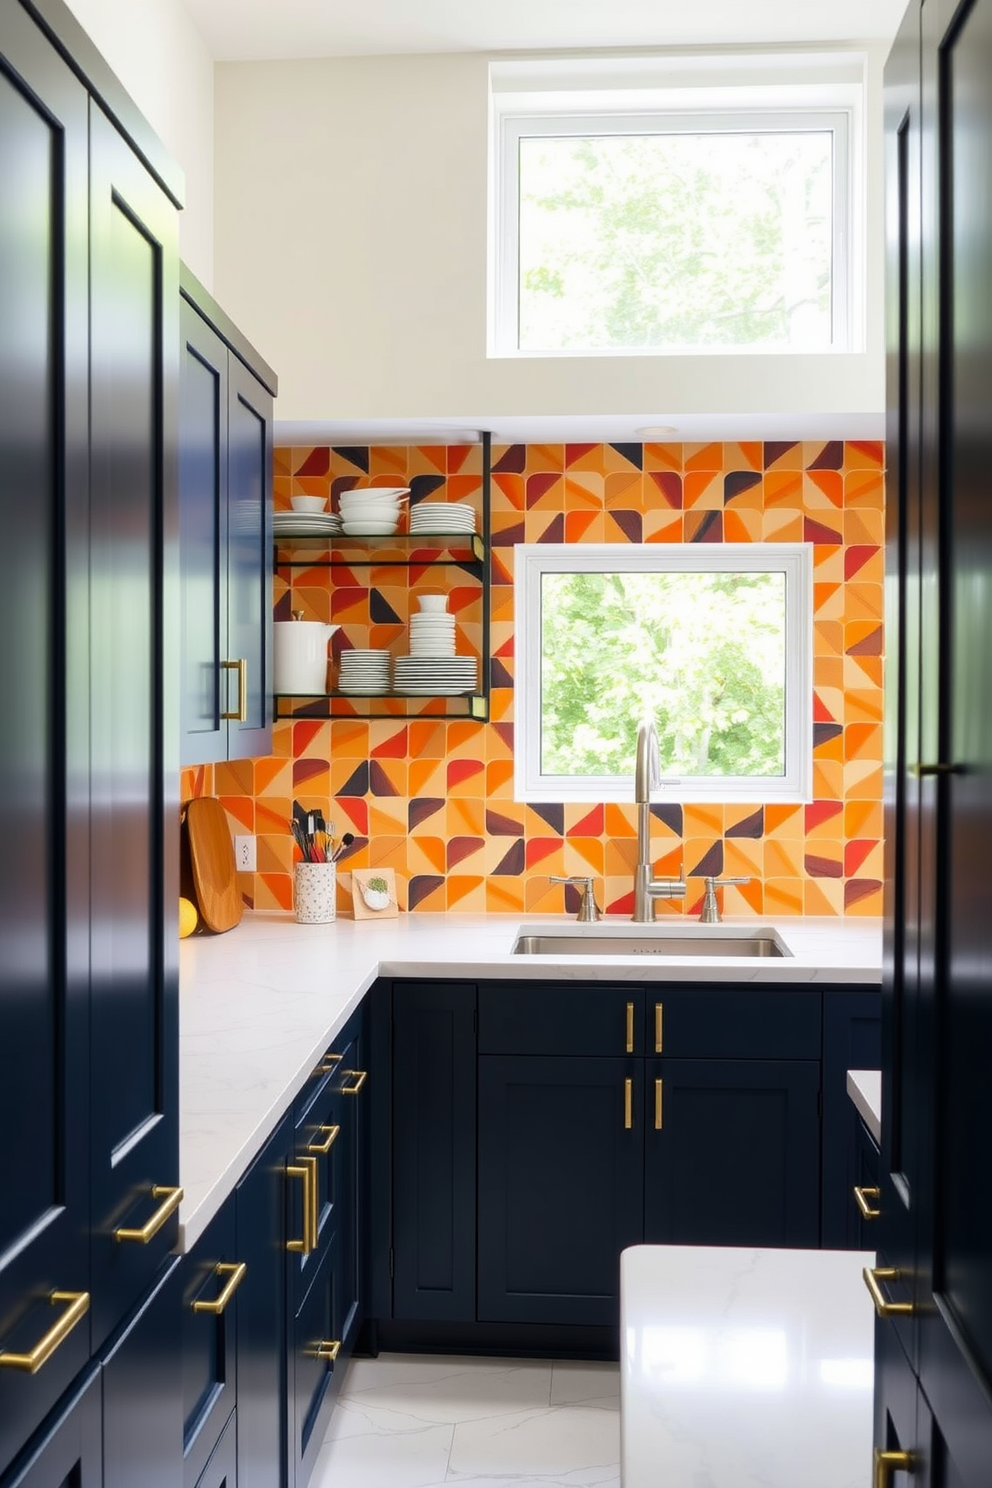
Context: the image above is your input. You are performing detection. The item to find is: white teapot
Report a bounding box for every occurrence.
[273,613,339,695]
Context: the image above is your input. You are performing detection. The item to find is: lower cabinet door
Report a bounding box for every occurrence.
[391,982,477,1324]
[236,1113,292,1488]
[181,1199,241,1488]
[874,1319,932,1488]
[0,1364,101,1488]
[290,1237,342,1488]
[101,1257,183,1488]
[643,1058,821,1248]
[194,1410,237,1488]
[477,1054,644,1327]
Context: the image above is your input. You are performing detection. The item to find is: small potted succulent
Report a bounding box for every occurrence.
[360,874,392,912]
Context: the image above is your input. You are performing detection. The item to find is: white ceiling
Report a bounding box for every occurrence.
[184,0,906,61]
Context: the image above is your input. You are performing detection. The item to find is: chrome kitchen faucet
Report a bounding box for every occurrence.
[633,721,687,922]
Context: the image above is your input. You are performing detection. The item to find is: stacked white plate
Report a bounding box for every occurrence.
[409,612,457,657]
[409,502,476,535]
[337,487,410,536]
[393,655,478,695]
[338,649,391,695]
[273,511,343,537]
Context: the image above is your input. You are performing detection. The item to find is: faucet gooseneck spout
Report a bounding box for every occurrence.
[632,720,687,923]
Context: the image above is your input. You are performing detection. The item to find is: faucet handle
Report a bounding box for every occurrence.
[549,875,603,922]
[700,876,751,924]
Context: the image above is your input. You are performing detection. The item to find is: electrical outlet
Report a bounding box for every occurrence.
[234,835,256,872]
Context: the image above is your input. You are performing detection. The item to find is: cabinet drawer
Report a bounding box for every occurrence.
[479,983,644,1056]
[180,1199,240,1488]
[649,987,822,1059]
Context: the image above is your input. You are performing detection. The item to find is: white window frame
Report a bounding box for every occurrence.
[490,66,864,359]
[514,543,813,805]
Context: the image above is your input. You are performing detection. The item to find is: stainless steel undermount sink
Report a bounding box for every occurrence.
[511,926,792,958]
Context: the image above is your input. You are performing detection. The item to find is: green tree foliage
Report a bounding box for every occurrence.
[519,130,832,351]
[540,571,786,779]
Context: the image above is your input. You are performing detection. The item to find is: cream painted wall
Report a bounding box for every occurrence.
[213,47,887,426]
[64,0,215,284]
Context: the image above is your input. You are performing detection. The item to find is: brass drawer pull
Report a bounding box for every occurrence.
[654,1078,664,1130]
[314,1053,343,1076]
[314,1339,341,1362]
[0,1291,89,1374]
[874,1449,914,1488]
[308,1124,341,1154]
[193,1262,247,1316]
[115,1185,184,1244]
[863,1266,914,1318]
[854,1185,881,1220]
[287,1161,316,1255]
[340,1069,367,1096]
[654,1001,663,1053]
[624,1077,633,1130]
[221,658,248,721]
[625,1002,635,1053]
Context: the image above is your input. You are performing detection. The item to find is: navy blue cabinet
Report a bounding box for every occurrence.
[1,0,180,1473]
[391,982,477,1323]
[236,1114,293,1488]
[195,1412,238,1488]
[381,978,874,1345]
[289,1011,367,1487]
[0,1366,101,1488]
[87,97,181,1355]
[101,1258,183,1488]
[820,991,882,1248]
[182,1201,242,1488]
[643,1056,820,1247]
[0,7,93,1468]
[478,1054,644,1326]
[179,267,275,767]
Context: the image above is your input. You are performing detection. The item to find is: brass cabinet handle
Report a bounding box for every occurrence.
[303,1155,319,1251]
[654,1001,663,1053]
[339,1069,367,1096]
[854,1185,881,1220]
[286,1162,315,1254]
[221,658,248,721]
[874,1449,914,1488]
[625,1002,635,1054]
[0,1291,89,1374]
[624,1077,633,1130]
[313,1339,341,1362]
[314,1053,343,1076]
[308,1124,341,1154]
[654,1078,664,1130]
[863,1266,914,1318]
[115,1185,184,1244]
[911,761,960,777]
[192,1262,247,1316]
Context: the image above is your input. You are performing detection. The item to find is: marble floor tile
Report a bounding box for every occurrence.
[338,1353,554,1424]
[315,1354,620,1487]
[549,1361,621,1409]
[448,1403,620,1478]
[310,1399,454,1488]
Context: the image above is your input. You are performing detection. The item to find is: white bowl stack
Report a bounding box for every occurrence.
[337,486,410,536]
[394,595,478,694]
[409,501,476,535]
[337,648,391,695]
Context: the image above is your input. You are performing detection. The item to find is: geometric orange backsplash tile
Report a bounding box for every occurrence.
[180,438,885,918]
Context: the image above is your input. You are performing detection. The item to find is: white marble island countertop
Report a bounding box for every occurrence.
[620,1244,876,1487]
[179,911,881,1249]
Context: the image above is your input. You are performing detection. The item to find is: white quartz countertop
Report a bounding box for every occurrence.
[620,1243,875,1487]
[178,911,881,1250]
[846,1068,882,1145]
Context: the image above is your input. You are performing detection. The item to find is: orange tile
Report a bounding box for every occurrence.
[765,839,802,877]
[804,879,844,915]
[684,442,724,472]
[764,470,803,507]
[487,878,526,913]
[446,876,487,912]
[765,878,804,914]
[643,443,682,472]
[684,472,723,510]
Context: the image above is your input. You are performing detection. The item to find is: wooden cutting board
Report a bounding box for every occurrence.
[183,797,243,933]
